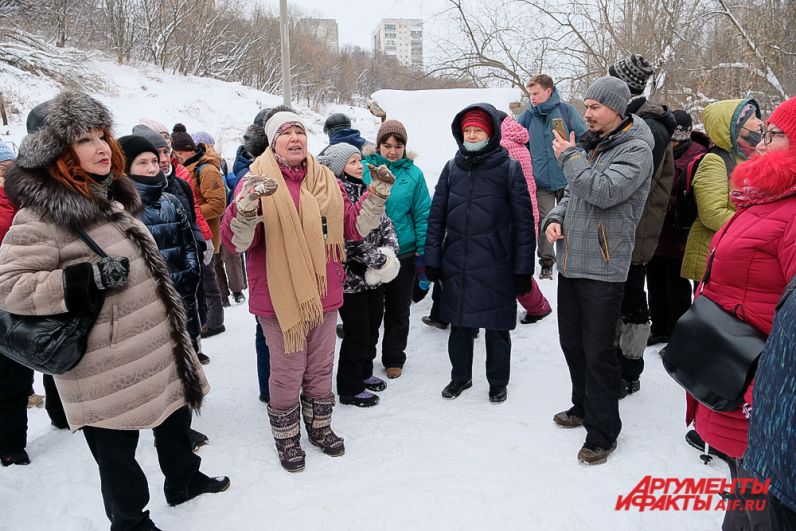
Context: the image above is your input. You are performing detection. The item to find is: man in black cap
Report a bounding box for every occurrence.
[318,112,372,156]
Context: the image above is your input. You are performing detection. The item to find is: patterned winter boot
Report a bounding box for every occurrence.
[267,403,306,472]
[301,395,345,457]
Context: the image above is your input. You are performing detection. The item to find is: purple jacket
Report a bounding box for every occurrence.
[221,165,365,318]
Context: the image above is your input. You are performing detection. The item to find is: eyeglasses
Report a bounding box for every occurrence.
[741,125,763,135]
[763,129,787,145]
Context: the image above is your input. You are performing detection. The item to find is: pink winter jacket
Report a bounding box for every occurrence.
[221,164,365,318]
[500,116,539,233]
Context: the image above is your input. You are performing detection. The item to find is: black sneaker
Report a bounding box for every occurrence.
[489,385,507,403]
[189,429,209,452]
[619,379,640,399]
[201,325,226,338]
[520,309,552,324]
[233,292,246,304]
[197,352,210,365]
[166,474,230,506]
[441,380,472,399]
[421,316,448,330]
[339,391,379,407]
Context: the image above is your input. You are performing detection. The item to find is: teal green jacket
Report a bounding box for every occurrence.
[363,150,431,256]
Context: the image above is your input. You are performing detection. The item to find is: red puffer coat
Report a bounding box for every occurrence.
[685,149,796,458]
[0,186,16,242]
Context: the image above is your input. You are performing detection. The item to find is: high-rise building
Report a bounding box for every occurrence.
[298,18,339,52]
[372,19,423,70]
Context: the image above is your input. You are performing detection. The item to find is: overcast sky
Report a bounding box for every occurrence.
[250,0,451,50]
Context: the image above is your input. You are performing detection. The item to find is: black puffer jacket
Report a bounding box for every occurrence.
[130,174,201,338]
[425,103,536,330]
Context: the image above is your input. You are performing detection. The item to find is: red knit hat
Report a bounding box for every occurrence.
[461,109,493,137]
[768,97,796,147]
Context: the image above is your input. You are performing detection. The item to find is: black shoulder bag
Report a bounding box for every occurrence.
[662,214,767,412]
[0,228,108,375]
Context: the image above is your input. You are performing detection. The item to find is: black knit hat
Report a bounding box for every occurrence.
[608,54,654,95]
[671,110,693,142]
[171,123,196,152]
[118,135,159,175]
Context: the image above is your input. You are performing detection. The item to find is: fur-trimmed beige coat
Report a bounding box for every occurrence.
[0,166,208,430]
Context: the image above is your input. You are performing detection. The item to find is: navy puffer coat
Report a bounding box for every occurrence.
[131,175,201,339]
[425,103,536,330]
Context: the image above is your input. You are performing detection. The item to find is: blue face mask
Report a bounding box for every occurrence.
[463,139,489,152]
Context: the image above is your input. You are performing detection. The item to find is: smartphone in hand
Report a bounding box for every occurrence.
[552,117,567,139]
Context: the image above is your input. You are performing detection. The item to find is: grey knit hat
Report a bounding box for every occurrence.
[132,124,168,150]
[17,90,114,170]
[317,142,361,178]
[609,54,654,95]
[584,77,631,117]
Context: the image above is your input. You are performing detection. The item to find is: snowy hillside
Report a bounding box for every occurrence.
[1,56,727,530]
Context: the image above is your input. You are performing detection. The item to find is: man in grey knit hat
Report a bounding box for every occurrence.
[542,76,654,465]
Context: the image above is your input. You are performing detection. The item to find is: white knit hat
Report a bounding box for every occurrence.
[264,111,305,144]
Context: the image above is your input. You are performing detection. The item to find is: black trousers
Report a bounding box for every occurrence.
[337,287,384,396]
[448,325,511,387]
[617,263,649,382]
[0,357,33,453]
[429,281,448,324]
[43,374,68,428]
[722,459,771,531]
[82,407,201,531]
[381,255,415,369]
[769,495,796,530]
[558,275,624,449]
[646,254,692,338]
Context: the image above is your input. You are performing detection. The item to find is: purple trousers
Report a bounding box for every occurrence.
[258,311,337,410]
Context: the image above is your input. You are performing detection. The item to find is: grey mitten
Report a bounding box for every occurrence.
[92,256,130,290]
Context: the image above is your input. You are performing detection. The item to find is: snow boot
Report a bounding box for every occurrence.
[577,440,617,465]
[385,367,402,379]
[189,428,209,452]
[539,260,554,280]
[267,403,306,472]
[233,292,246,304]
[685,429,730,464]
[520,309,552,324]
[488,385,507,403]
[166,473,230,506]
[363,376,387,392]
[27,393,45,409]
[441,379,472,399]
[553,408,583,428]
[301,395,345,457]
[421,316,448,330]
[339,390,379,407]
[1,449,30,467]
[619,379,641,399]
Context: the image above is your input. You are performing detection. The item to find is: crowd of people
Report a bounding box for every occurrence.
[0,52,794,530]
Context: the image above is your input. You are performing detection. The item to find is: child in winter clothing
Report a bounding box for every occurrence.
[425,104,536,403]
[318,143,400,407]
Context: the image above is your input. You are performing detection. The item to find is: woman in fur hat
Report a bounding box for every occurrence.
[221,109,395,472]
[318,142,399,408]
[0,91,228,531]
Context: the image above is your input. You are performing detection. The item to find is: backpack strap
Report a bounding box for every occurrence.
[74,228,108,258]
[708,146,737,177]
[193,163,208,186]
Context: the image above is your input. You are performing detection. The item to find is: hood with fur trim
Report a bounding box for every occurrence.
[5,164,142,229]
[17,91,114,170]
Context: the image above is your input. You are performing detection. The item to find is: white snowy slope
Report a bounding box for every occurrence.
[0,56,726,531]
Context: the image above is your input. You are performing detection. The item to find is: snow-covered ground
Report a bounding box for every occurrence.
[5,278,726,530]
[1,54,728,530]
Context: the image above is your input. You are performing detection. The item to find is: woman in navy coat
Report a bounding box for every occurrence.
[425,103,536,403]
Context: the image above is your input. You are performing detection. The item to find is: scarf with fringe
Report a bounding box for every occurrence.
[249,148,345,353]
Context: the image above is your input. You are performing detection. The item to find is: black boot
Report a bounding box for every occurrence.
[488,385,507,403]
[267,403,306,472]
[441,380,472,399]
[301,396,345,457]
[189,429,209,452]
[1,449,30,467]
[166,473,230,506]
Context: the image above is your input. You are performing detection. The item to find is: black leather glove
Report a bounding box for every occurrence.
[514,274,532,296]
[92,256,130,290]
[425,266,442,283]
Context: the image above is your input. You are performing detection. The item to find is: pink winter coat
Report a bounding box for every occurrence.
[500,116,539,233]
[221,163,365,318]
[685,149,796,458]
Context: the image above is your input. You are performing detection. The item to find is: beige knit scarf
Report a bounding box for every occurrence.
[249,148,345,353]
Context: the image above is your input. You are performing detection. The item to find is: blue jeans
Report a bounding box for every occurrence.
[255,319,270,401]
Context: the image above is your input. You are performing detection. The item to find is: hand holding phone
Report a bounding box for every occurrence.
[552,117,567,139]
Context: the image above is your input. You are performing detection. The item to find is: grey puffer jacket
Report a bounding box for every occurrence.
[338,175,399,293]
[543,115,654,282]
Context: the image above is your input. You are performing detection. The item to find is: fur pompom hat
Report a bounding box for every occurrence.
[17,90,114,170]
